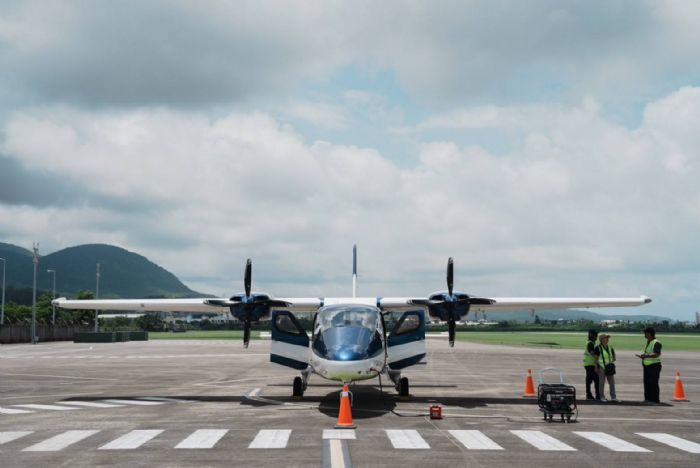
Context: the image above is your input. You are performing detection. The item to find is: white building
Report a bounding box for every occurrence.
[696,311,700,325]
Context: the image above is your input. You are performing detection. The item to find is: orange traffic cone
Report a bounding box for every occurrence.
[523,369,537,397]
[673,371,689,402]
[335,383,356,429]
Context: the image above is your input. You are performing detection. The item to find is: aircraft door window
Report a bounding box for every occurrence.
[275,314,305,336]
[393,314,421,335]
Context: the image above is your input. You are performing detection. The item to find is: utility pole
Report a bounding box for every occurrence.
[47,269,56,325]
[0,257,5,326]
[31,243,39,344]
[94,263,100,332]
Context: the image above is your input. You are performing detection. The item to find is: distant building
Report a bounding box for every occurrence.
[696,311,700,325]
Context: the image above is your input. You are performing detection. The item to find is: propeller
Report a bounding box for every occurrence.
[410,257,495,347]
[205,259,290,348]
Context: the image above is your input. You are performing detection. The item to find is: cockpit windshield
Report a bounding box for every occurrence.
[315,305,378,335]
[312,305,383,361]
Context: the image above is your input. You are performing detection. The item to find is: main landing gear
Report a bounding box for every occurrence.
[389,370,410,399]
[292,370,310,400]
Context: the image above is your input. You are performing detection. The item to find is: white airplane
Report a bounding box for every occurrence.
[54,247,650,399]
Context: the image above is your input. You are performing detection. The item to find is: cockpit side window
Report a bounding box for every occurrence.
[275,314,304,336]
[394,314,421,335]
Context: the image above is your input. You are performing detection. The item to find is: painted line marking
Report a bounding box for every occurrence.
[99,430,164,450]
[139,396,193,403]
[175,429,228,449]
[449,430,504,450]
[323,438,352,468]
[574,431,650,452]
[385,430,430,449]
[13,404,78,411]
[0,407,34,414]
[58,401,123,408]
[511,430,577,451]
[101,399,164,406]
[22,430,99,452]
[323,429,356,440]
[0,431,34,445]
[248,429,291,449]
[637,433,700,454]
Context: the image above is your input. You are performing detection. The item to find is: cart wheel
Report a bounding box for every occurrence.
[548,414,553,422]
[566,415,572,423]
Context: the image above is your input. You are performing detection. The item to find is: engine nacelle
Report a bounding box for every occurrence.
[228,293,274,322]
[426,292,471,321]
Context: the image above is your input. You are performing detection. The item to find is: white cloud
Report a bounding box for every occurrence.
[2,87,699,318]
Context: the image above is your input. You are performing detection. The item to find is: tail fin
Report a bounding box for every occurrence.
[352,244,357,298]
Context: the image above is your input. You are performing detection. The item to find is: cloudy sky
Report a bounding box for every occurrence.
[1,1,699,320]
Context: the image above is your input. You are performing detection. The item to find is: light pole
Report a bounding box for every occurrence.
[0,257,5,326]
[47,269,56,325]
[31,243,39,344]
[94,263,100,332]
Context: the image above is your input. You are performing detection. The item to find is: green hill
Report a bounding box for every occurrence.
[0,242,203,299]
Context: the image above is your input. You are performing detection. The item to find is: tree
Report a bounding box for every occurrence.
[136,314,165,332]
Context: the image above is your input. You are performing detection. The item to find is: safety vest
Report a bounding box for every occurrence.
[599,344,615,365]
[643,339,661,366]
[583,339,597,366]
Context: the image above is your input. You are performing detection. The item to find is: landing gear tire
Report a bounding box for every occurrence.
[399,377,410,398]
[292,376,304,399]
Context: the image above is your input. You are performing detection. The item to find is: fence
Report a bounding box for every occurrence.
[0,325,93,344]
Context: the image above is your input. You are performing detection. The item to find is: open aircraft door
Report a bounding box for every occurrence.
[386,310,426,370]
[270,310,310,370]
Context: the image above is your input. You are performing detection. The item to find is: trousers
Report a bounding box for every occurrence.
[585,365,600,399]
[643,363,662,403]
[597,367,616,400]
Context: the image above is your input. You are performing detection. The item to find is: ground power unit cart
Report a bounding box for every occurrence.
[537,368,578,423]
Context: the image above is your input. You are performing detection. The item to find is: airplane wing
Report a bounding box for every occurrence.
[377,296,651,312]
[52,298,231,313]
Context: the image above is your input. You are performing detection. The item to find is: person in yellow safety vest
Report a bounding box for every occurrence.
[583,329,601,400]
[595,334,619,402]
[635,327,662,404]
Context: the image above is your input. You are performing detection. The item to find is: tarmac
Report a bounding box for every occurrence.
[0,336,698,467]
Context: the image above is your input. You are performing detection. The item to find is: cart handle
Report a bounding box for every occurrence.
[538,367,566,384]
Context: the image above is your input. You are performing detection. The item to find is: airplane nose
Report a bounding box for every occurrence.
[328,345,366,361]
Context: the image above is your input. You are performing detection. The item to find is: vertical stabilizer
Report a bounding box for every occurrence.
[352,244,357,298]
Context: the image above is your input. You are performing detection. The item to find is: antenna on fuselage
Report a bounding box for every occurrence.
[352,244,357,298]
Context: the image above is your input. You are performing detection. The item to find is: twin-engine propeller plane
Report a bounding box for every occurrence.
[54,249,651,399]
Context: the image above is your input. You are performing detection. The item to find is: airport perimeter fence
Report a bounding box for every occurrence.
[0,325,93,344]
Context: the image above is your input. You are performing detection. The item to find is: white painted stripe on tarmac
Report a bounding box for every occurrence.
[323,429,356,440]
[511,430,577,451]
[449,430,504,450]
[248,429,291,449]
[574,432,650,452]
[385,430,430,449]
[637,433,700,454]
[101,399,164,406]
[99,430,164,450]
[22,430,99,452]
[13,404,78,411]
[58,401,123,408]
[0,407,34,414]
[0,431,33,444]
[175,429,228,449]
[139,396,193,403]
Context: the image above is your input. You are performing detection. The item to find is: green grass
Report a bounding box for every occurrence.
[454,331,700,351]
[150,330,260,340]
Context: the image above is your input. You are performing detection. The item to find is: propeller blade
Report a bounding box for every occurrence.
[447,257,454,296]
[243,319,251,348]
[448,318,456,347]
[244,259,252,298]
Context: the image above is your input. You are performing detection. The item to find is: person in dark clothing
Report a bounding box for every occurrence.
[636,327,662,403]
[583,329,601,400]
